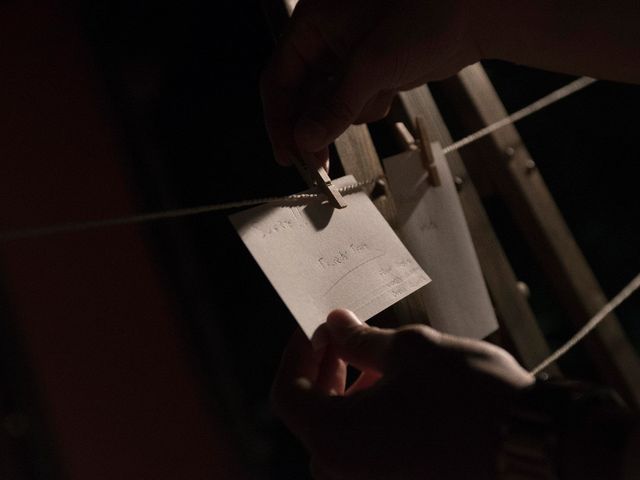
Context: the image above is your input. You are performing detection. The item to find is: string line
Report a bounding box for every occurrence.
[0,76,596,242]
[0,179,375,242]
[442,76,596,154]
[530,273,640,375]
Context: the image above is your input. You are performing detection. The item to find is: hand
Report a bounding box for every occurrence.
[272,309,534,480]
[260,0,483,167]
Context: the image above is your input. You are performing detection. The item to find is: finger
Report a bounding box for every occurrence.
[260,35,307,166]
[271,328,323,428]
[260,66,300,166]
[294,50,381,153]
[325,309,395,373]
[345,369,383,396]
[260,25,324,165]
[280,324,381,477]
[313,147,330,173]
[261,8,344,166]
[354,90,396,124]
[272,328,353,450]
[315,345,348,396]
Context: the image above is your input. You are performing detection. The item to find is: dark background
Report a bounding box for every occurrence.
[2,1,639,479]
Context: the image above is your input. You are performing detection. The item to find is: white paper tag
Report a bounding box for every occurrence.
[384,146,498,339]
[229,175,430,338]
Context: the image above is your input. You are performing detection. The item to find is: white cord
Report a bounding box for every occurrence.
[442,76,596,154]
[0,77,596,242]
[531,273,640,375]
[0,178,377,242]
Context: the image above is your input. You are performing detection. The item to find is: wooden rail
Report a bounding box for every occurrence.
[392,86,557,373]
[435,64,640,407]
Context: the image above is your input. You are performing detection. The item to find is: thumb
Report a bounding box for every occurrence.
[325,309,394,373]
[294,53,379,153]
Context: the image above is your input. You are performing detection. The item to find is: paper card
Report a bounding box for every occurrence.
[383,145,498,339]
[229,176,430,338]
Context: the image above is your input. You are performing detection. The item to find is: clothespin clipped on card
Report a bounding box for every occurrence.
[394,118,441,187]
[415,116,441,187]
[292,152,347,209]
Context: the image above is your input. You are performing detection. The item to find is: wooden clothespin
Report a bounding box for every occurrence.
[414,116,441,187]
[293,152,347,209]
[394,121,419,151]
[394,119,441,187]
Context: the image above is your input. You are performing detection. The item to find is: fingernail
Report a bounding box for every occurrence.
[311,325,329,352]
[295,118,327,151]
[294,377,313,391]
[310,150,330,173]
[326,309,362,334]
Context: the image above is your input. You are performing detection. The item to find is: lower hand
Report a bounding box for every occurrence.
[272,309,534,480]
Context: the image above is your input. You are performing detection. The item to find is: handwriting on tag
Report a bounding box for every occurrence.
[384,145,498,339]
[229,175,430,338]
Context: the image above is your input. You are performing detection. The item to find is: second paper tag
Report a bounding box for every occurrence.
[384,145,498,339]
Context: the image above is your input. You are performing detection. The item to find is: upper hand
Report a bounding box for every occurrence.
[260,0,483,168]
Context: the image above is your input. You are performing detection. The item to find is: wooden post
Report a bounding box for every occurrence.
[436,64,640,408]
[393,86,558,373]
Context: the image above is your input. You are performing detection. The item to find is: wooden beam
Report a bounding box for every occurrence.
[395,86,558,373]
[334,126,396,224]
[335,125,429,325]
[438,64,640,408]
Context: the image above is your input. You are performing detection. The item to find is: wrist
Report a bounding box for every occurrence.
[497,377,635,480]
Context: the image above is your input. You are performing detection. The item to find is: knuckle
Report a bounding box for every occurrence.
[343,328,370,352]
[487,343,523,369]
[391,327,441,363]
[388,48,410,86]
[395,326,437,348]
[354,101,390,124]
[325,96,357,125]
